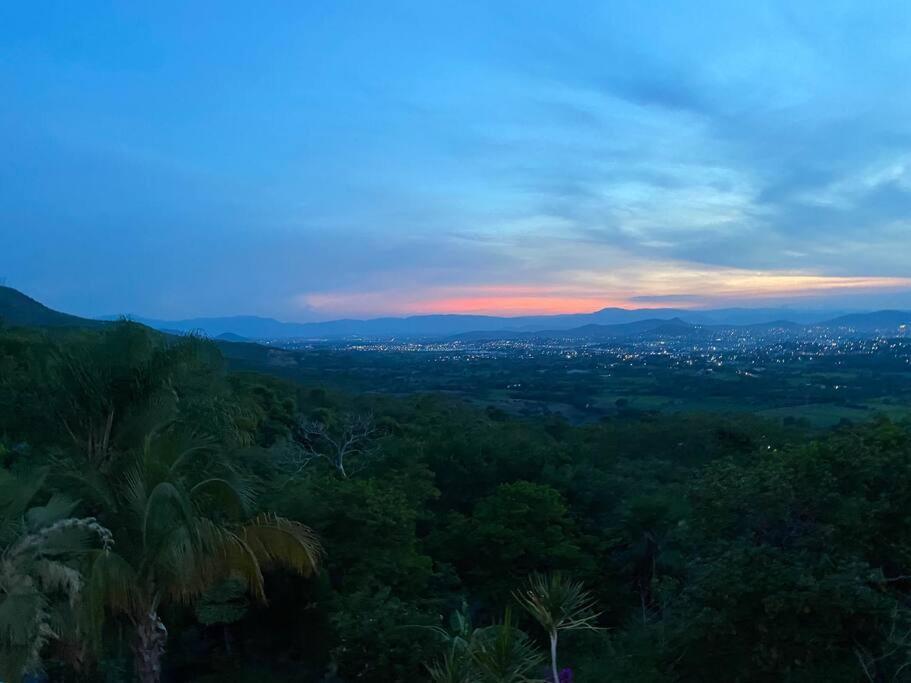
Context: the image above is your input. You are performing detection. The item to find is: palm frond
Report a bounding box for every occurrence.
[163,431,215,474]
[48,467,118,516]
[190,475,254,519]
[190,520,267,604]
[426,648,474,683]
[513,572,601,635]
[0,467,47,522]
[32,559,83,606]
[24,494,79,534]
[470,609,545,683]
[154,524,204,597]
[6,518,112,566]
[238,513,323,579]
[122,460,149,522]
[0,590,52,679]
[86,549,139,613]
[142,481,198,555]
[0,497,112,681]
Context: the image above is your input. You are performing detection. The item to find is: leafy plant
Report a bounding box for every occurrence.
[423,605,545,683]
[470,609,545,683]
[0,468,111,680]
[64,425,323,683]
[196,577,250,655]
[514,574,601,683]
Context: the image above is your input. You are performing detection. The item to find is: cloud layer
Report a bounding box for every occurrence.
[2,1,911,319]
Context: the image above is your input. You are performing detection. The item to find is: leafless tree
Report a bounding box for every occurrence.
[855,605,911,682]
[286,413,379,478]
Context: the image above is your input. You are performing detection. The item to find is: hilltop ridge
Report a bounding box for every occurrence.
[4,286,910,341]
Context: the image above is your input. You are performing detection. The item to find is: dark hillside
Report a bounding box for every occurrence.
[0,286,104,329]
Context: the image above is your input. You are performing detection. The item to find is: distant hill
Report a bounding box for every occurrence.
[644,318,703,337]
[455,318,712,342]
[544,317,703,340]
[820,310,911,331]
[0,286,103,329]
[216,332,248,342]
[96,314,312,339]
[6,285,909,342]
[450,312,911,344]
[103,306,859,341]
[0,289,263,363]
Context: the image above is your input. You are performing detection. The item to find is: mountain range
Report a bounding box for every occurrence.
[2,286,910,342]
[96,306,900,340]
[453,311,911,343]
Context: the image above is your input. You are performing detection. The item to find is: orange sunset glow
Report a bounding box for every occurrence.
[297,271,911,318]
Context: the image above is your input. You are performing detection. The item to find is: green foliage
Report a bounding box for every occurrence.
[427,648,474,683]
[0,468,111,680]
[0,323,323,681]
[514,573,600,683]
[424,606,545,683]
[6,319,911,681]
[328,587,438,682]
[278,471,435,594]
[196,578,249,626]
[66,423,323,681]
[469,609,545,683]
[514,573,601,637]
[437,481,591,600]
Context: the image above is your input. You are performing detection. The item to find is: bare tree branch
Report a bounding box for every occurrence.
[283,413,380,478]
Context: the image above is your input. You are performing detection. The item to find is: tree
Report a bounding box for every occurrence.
[469,609,545,683]
[423,602,476,683]
[49,322,264,461]
[328,587,438,682]
[61,426,323,683]
[423,605,546,683]
[195,577,249,655]
[288,413,379,478]
[514,573,600,683]
[615,494,683,623]
[427,648,474,683]
[51,323,192,466]
[442,481,589,600]
[0,468,111,680]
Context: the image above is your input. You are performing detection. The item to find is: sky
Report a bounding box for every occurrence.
[3,1,911,321]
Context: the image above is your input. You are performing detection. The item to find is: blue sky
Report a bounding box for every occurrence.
[3,1,911,320]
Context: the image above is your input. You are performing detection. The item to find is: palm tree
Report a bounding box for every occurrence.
[59,426,323,683]
[51,323,195,467]
[423,602,478,683]
[513,573,600,683]
[469,609,545,683]
[424,605,545,683]
[426,649,475,683]
[0,468,112,680]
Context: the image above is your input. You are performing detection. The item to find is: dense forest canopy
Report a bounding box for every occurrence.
[2,321,911,681]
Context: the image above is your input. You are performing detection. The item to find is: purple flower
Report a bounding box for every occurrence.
[559,668,574,683]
